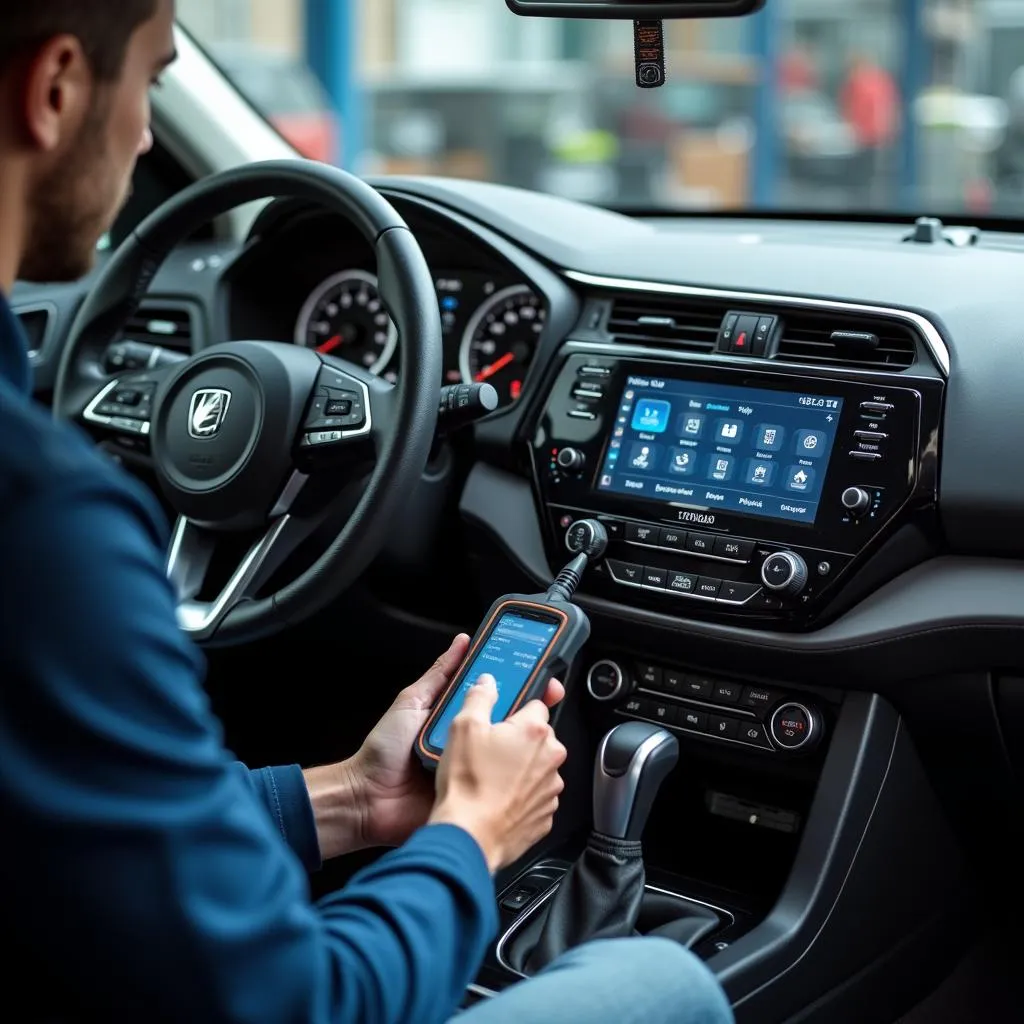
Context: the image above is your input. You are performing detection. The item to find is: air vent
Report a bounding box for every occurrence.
[15,306,51,356]
[123,304,195,353]
[775,311,917,371]
[608,295,726,353]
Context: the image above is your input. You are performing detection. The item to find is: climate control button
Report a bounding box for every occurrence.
[769,702,822,752]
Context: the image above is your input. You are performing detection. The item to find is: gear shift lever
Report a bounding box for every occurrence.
[516,723,678,974]
[593,722,679,841]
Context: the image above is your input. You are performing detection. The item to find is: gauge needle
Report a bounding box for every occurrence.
[317,334,343,354]
[475,352,514,382]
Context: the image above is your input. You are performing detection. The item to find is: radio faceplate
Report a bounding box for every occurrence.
[529,350,943,626]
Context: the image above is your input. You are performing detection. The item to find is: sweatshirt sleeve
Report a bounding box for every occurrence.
[0,476,497,1024]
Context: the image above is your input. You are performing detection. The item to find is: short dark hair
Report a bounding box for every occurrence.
[0,0,159,82]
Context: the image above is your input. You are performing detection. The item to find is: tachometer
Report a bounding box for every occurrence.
[458,285,545,406]
[294,269,397,374]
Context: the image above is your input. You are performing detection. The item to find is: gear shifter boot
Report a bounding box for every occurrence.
[515,830,645,975]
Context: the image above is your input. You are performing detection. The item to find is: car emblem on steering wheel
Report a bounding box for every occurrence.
[188,388,232,439]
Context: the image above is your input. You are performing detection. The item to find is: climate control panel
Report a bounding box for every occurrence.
[586,655,827,755]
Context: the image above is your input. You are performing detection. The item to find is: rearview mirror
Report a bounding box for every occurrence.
[506,0,764,18]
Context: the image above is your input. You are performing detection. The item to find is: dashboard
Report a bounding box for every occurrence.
[17,166,1024,1021]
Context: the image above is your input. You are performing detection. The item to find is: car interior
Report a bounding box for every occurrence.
[15,2,1024,1020]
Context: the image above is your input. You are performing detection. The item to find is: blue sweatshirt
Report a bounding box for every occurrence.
[0,292,497,1021]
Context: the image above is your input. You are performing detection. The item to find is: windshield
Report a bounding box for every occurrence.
[177,0,1024,218]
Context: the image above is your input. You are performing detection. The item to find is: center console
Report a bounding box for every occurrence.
[529,348,943,629]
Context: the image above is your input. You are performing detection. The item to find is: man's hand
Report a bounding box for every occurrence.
[304,635,565,859]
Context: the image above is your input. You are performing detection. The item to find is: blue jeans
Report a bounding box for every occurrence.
[457,937,734,1024]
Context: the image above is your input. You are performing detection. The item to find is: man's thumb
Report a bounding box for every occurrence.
[460,674,498,721]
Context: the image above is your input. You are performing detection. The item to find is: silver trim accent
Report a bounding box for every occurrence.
[269,470,309,517]
[564,518,598,554]
[562,269,951,377]
[769,702,817,751]
[593,727,675,839]
[168,515,292,641]
[606,561,761,606]
[586,659,625,702]
[83,379,152,436]
[636,687,758,719]
[840,486,871,514]
[294,268,398,375]
[465,983,499,1001]
[760,550,807,593]
[493,873,734,980]
[618,703,775,753]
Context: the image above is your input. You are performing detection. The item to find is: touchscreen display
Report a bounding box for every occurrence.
[427,610,559,750]
[596,375,844,525]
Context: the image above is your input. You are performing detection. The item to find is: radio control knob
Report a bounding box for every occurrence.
[770,702,822,753]
[761,551,809,597]
[586,660,631,702]
[556,447,586,474]
[841,486,872,516]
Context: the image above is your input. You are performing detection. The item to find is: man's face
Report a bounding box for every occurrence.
[19,1,176,282]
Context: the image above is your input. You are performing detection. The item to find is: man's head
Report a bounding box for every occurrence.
[0,0,176,284]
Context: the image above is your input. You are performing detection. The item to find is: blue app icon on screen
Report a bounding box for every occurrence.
[631,399,671,434]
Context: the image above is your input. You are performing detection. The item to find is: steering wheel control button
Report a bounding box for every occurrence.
[713,536,755,562]
[770,703,818,751]
[760,551,809,597]
[606,559,643,586]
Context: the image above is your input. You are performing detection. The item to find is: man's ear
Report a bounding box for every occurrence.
[21,35,93,152]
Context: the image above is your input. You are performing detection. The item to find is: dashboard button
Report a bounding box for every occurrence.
[659,527,687,550]
[695,577,721,599]
[737,722,772,748]
[571,385,605,402]
[636,663,663,688]
[579,365,612,377]
[730,314,760,354]
[622,696,652,718]
[685,532,716,556]
[741,686,778,712]
[712,681,741,704]
[567,408,596,420]
[607,559,643,585]
[626,522,659,545]
[753,316,776,354]
[770,704,815,750]
[648,701,677,726]
[860,401,894,413]
[643,567,668,589]
[707,716,739,740]
[599,517,624,539]
[678,708,708,732]
[682,674,714,699]
[667,571,699,595]
[718,581,761,605]
[854,430,888,443]
[663,670,686,695]
[850,451,883,461]
[587,661,626,701]
[713,536,754,561]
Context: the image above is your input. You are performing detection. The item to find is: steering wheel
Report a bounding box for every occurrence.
[53,160,441,646]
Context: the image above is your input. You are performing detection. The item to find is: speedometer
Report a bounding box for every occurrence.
[458,285,545,407]
[294,269,397,374]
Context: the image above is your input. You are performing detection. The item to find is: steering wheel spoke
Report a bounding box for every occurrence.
[167,507,316,641]
[296,356,396,464]
[81,365,176,444]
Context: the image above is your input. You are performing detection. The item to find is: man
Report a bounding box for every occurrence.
[0,3,734,1023]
